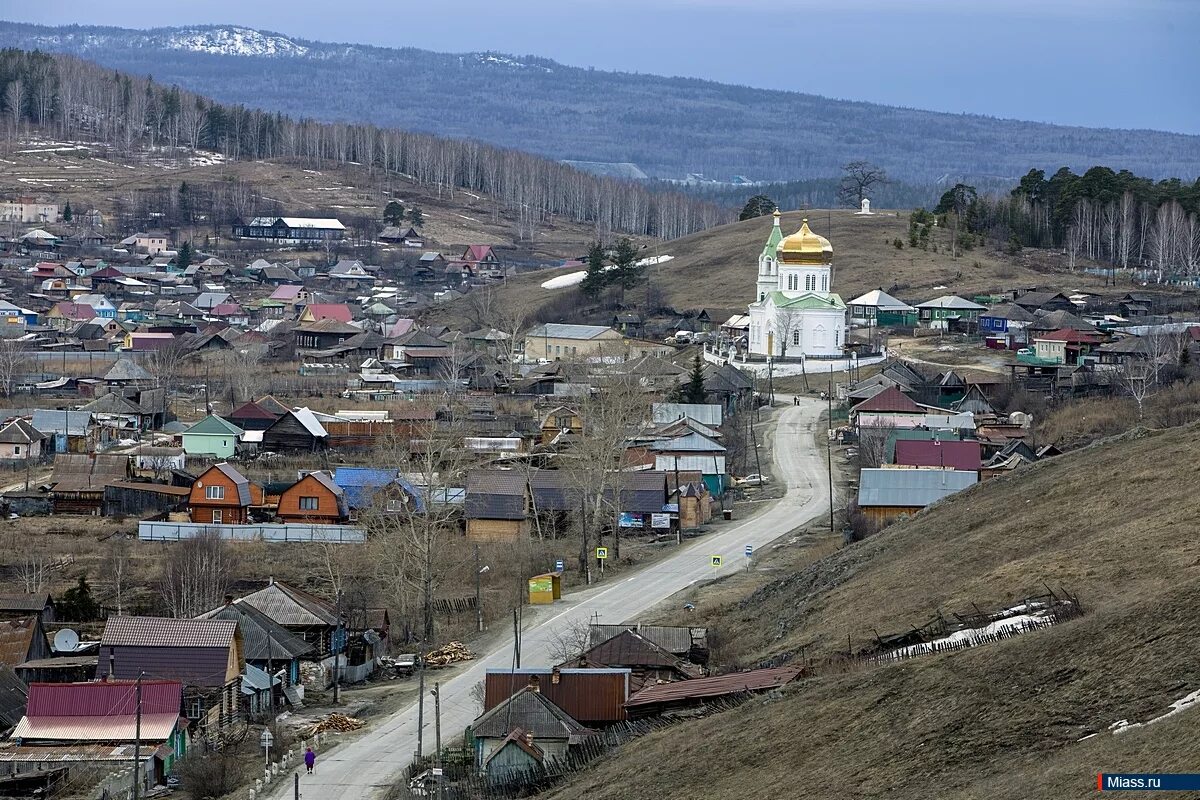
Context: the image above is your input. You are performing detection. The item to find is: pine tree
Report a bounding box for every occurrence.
[384,199,405,224]
[739,195,777,221]
[407,207,425,227]
[176,240,193,272]
[62,201,72,223]
[611,237,642,290]
[682,353,707,403]
[580,241,607,299]
[59,575,100,621]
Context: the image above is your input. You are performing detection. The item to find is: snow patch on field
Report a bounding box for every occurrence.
[1111,689,1200,736]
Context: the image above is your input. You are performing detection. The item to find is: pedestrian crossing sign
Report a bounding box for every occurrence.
[710,555,723,568]
[595,547,608,560]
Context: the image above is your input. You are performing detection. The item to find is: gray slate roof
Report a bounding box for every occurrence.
[470,686,591,741]
[466,470,527,520]
[196,601,313,661]
[237,581,338,628]
[857,468,977,508]
[527,323,615,340]
[31,409,91,437]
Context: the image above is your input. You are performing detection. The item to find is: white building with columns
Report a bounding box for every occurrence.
[747,212,847,358]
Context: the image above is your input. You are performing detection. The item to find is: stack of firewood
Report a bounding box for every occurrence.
[305,712,365,736]
[425,641,474,666]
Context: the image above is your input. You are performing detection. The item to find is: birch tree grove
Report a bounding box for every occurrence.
[0,49,729,238]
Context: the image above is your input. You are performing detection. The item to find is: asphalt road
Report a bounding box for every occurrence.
[276,396,832,800]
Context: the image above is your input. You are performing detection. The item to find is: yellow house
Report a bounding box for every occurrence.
[540,405,583,445]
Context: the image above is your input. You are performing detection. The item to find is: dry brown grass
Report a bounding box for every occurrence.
[0,146,599,261]
[462,209,1120,324]
[1037,380,1200,449]
[543,422,1200,800]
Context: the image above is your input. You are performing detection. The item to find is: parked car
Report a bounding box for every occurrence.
[735,474,769,487]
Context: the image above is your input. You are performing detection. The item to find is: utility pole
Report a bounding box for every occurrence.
[332,590,342,704]
[294,772,300,800]
[131,672,143,800]
[433,682,443,800]
[827,379,835,534]
[512,608,521,668]
[474,545,483,633]
[416,647,425,759]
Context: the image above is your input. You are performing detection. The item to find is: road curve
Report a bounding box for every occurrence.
[273,396,831,800]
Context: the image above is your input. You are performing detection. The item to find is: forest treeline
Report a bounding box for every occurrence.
[1,23,1198,184]
[952,167,1200,279]
[0,48,730,239]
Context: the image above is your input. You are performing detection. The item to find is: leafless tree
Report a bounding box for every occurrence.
[218,346,266,406]
[1065,224,1083,272]
[143,337,192,410]
[774,308,806,359]
[103,534,132,616]
[1116,332,1185,419]
[1117,191,1136,271]
[159,531,233,618]
[856,423,897,469]
[0,338,29,397]
[546,618,594,665]
[837,160,888,208]
[563,374,649,571]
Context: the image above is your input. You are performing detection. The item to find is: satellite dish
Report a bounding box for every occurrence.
[53,628,80,653]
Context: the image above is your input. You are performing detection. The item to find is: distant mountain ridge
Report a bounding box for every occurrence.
[2,21,1199,184]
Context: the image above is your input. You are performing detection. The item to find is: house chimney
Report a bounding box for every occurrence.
[107,650,115,681]
[525,731,534,747]
[550,666,561,685]
[528,674,540,693]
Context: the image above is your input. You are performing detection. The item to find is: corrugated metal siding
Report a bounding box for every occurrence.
[99,645,231,688]
[484,669,629,724]
[27,680,179,716]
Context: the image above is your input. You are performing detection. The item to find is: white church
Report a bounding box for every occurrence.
[747,212,847,358]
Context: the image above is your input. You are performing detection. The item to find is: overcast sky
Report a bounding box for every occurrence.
[7,0,1199,133]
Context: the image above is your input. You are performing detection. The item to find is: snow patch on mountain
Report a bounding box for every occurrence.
[164,27,309,57]
[473,53,553,73]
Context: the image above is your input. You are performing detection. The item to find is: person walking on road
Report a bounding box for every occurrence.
[304,747,316,774]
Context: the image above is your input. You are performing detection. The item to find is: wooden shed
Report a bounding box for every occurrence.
[527,572,562,605]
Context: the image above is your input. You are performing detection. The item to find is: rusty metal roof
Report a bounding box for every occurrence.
[624,665,802,709]
[0,617,44,668]
[484,668,630,724]
[588,623,704,656]
[237,581,338,628]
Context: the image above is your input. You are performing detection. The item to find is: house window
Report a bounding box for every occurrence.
[299,496,319,511]
[205,485,225,500]
[386,499,404,512]
[13,446,19,456]
[187,698,203,719]
[212,509,222,524]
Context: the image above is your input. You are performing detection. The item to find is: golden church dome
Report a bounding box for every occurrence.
[777,218,832,265]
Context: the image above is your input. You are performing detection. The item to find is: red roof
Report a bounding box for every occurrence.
[302,304,353,323]
[51,302,95,321]
[894,439,982,472]
[269,285,303,301]
[230,400,280,421]
[463,245,495,263]
[853,386,922,414]
[27,680,182,717]
[126,333,177,351]
[210,302,243,316]
[1033,328,1103,344]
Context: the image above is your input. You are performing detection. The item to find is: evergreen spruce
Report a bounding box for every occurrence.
[176,240,193,272]
[682,353,707,403]
[62,201,73,222]
[580,241,607,299]
[384,199,405,224]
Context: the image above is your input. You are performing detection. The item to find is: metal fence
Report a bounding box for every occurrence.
[138,521,366,543]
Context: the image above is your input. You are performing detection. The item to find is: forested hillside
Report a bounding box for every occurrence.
[1,22,1198,184]
[0,48,727,238]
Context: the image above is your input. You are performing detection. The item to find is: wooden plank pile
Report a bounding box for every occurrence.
[425,641,474,667]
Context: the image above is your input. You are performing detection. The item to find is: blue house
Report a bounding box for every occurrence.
[196,599,312,688]
[980,303,1035,347]
[73,294,117,320]
[334,467,425,517]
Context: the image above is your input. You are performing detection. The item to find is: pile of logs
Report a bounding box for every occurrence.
[304,712,365,736]
[425,641,474,667]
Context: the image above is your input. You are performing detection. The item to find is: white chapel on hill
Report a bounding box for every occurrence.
[747,211,847,358]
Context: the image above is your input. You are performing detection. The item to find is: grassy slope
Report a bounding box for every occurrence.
[0,144,597,260]
[481,209,1114,321]
[545,423,1200,800]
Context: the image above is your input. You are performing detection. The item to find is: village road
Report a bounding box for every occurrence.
[271,395,832,800]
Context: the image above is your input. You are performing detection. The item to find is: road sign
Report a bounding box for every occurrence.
[259,730,274,748]
[744,545,753,558]
[595,547,608,560]
[555,559,564,572]
[710,555,723,568]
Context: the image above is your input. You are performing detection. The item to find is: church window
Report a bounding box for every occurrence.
[792,330,800,346]
[805,274,814,291]
[822,274,828,291]
[759,292,765,301]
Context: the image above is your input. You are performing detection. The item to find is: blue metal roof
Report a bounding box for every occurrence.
[334,467,424,512]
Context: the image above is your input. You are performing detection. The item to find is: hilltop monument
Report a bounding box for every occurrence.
[747,211,847,358]
[856,197,874,215]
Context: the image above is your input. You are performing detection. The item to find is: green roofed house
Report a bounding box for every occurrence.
[182,415,243,459]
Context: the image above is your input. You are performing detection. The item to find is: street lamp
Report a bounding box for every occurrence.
[475,545,489,633]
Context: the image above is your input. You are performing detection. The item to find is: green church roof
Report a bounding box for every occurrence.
[768,291,847,310]
[761,213,783,259]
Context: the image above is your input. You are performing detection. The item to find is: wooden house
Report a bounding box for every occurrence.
[228,400,282,432]
[261,408,329,453]
[188,463,256,524]
[470,687,593,775]
[48,453,132,514]
[236,580,339,661]
[466,469,529,541]
[181,415,243,459]
[0,616,51,669]
[856,468,978,526]
[483,668,630,727]
[0,593,55,625]
[0,419,45,461]
[565,628,703,693]
[276,471,350,524]
[97,617,244,731]
[195,599,312,689]
[539,406,583,445]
